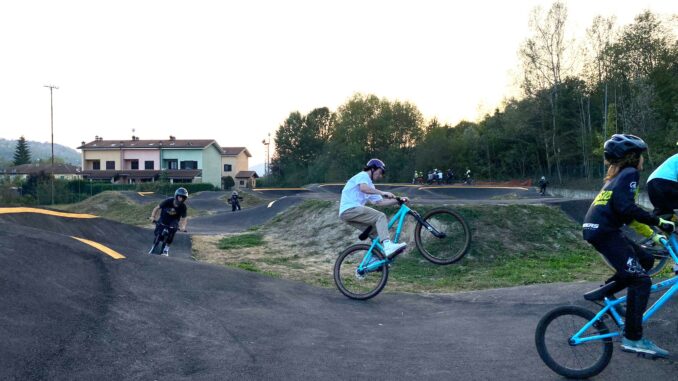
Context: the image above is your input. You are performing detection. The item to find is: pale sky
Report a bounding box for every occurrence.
[0,0,675,168]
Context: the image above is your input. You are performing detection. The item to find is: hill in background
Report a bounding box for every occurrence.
[0,139,80,168]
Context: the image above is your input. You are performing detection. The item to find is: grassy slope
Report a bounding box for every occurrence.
[53,191,160,226]
[195,200,617,293]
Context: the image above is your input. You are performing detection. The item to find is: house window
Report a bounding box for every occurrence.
[180,161,198,170]
[131,160,139,170]
[106,161,115,170]
[240,180,245,186]
[92,160,100,170]
[223,164,232,172]
[167,159,178,170]
[145,161,154,170]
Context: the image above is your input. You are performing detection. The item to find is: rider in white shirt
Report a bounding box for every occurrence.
[339,158,409,257]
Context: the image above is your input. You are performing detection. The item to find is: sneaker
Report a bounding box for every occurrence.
[382,240,407,258]
[621,337,669,358]
[162,246,170,257]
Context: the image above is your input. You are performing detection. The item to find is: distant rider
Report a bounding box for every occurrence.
[339,158,408,258]
[538,176,549,196]
[149,187,189,256]
[230,190,242,212]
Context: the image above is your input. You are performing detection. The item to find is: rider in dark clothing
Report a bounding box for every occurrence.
[582,134,674,358]
[230,191,242,211]
[150,187,188,255]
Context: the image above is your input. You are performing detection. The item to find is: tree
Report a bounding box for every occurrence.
[519,1,571,183]
[222,176,235,190]
[13,136,31,165]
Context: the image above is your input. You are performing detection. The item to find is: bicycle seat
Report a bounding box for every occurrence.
[358,226,372,241]
[584,281,619,301]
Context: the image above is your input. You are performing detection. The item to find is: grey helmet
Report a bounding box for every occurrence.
[174,187,189,204]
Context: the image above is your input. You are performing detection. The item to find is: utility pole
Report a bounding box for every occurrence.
[44,84,59,205]
[262,133,270,176]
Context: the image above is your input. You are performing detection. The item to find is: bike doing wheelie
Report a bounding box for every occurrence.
[334,197,471,300]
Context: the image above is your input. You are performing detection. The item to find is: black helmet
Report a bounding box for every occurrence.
[174,187,189,203]
[364,158,386,174]
[603,134,647,161]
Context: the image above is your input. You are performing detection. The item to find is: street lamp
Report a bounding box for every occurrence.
[44,84,59,205]
[262,133,270,177]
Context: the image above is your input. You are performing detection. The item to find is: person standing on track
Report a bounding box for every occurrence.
[230,191,242,212]
[582,134,674,358]
[339,158,409,258]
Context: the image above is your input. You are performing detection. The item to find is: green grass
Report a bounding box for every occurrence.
[384,248,609,292]
[52,190,207,225]
[218,233,265,250]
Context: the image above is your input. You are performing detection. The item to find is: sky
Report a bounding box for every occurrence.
[0,0,675,169]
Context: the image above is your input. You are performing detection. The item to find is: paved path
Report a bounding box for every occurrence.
[1,211,676,380]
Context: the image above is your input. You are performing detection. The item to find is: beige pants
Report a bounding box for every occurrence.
[340,206,389,242]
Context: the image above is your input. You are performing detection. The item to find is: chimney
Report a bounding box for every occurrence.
[169,135,176,141]
[81,141,86,146]
[95,135,99,141]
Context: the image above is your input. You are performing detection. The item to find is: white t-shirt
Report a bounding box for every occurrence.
[339,171,383,215]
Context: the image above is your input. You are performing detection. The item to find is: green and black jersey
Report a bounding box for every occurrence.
[583,167,658,241]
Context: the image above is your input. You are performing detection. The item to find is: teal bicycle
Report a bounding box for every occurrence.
[535,233,678,379]
[333,197,471,300]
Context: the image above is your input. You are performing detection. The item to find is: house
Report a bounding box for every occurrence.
[221,147,257,189]
[77,136,254,189]
[1,163,82,181]
[235,171,259,189]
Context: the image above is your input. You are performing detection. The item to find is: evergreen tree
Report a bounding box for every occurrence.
[13,136,31,165]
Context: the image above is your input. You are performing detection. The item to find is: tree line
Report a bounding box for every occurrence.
[266,4,676,186]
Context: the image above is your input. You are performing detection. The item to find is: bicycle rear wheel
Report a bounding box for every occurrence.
[535,305,613,379]
[333,244,388,300]
[414,208,471,265]
[647,248,669,276]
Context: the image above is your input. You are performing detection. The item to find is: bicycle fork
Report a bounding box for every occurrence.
[409,210,447,238]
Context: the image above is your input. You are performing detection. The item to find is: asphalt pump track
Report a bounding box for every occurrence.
[1,208,676,380]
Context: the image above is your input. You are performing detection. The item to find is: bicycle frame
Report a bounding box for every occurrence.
[570,234,678,345]
[357,202,445,273]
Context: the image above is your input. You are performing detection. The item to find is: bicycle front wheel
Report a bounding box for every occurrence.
[333,244,388,300]
[414,208,471,264]
[535,305,613,379]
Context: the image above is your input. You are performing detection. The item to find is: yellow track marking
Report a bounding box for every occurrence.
[0,207,97,219]
[137,192,155,196]
[71,237,126,260]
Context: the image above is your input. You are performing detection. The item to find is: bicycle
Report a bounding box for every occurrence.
[534,232,678,379]
[333,197,471,300]
[148,222,176,256]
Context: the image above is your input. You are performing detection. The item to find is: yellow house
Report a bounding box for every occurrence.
[81,138,124,170]
[221,147,256,188]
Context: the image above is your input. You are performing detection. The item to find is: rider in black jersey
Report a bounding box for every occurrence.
[583,134,674,358]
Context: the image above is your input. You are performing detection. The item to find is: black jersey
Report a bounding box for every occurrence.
[158,197,187,226]
[583,167,658,241]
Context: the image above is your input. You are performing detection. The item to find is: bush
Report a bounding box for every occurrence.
[222,176,235,190]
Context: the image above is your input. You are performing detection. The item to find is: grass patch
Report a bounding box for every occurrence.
[218,233,265,250]
[232,262,260,272]
[53,190,207,225]
[194,199,628,294]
